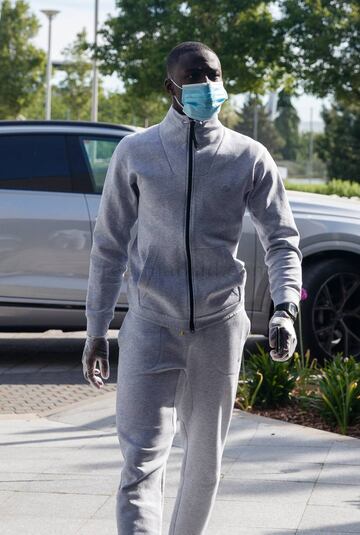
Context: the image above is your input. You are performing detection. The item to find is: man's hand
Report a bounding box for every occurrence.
[82,336,110,390]
[269,311,297,362]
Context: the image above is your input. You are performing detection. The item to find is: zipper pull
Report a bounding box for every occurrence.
[190,120,199,149]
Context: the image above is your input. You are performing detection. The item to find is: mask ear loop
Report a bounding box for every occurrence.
[173,94,184,110]
[170,77,182,90]
[170,77,184,108]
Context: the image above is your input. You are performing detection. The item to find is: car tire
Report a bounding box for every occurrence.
[299,258,360,364]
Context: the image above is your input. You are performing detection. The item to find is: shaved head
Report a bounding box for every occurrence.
[166,41,219,78]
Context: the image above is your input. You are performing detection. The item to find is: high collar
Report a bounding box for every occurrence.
[158,105,225,176]
[159,105,224,150]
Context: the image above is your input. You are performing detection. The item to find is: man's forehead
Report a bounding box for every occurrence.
[175,50,221,72]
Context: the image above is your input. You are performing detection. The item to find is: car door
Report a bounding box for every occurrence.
[0,133,92,304]
[80,135,132,308]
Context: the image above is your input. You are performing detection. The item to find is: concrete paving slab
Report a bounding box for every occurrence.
[0,491,14,505]
[229,443,331,464]
[0,471,113,494]
[308,481,360,507]
[223,460,324,482]
[12,473,119,495]
[0,391,359,534]
[0,490,109,519]
[0,516,84,535]
[297,504,360,533]
[318,463,360,486]
[205,499,306,530]
[325,441,360,464]
[216,478,314,503]
[164,496,306,531]
[77,518,118,535]
[297,532,356,535]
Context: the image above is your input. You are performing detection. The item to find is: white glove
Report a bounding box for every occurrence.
[268,311,297,362]
[82,336,110,390]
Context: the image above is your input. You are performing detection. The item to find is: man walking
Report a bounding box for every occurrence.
[82,41,302,534]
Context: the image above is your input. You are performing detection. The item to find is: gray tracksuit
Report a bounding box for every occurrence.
[84,104,302,534]
[85,105,302,337]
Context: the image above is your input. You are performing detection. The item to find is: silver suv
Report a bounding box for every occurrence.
[0,120,359,362]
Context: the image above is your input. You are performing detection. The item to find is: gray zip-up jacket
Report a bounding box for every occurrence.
[85,105,302,336]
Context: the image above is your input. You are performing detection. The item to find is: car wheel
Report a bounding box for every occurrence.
[300,258,360,363]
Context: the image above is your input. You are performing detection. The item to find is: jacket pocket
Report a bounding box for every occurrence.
[193,246,246,317]
[138,245,188,319]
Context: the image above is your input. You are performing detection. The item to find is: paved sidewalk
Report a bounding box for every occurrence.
[0,392,359,534]
[0,330,119,414]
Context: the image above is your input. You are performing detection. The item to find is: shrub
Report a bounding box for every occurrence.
[301,354,360,434]
[284,178,360,198]
[243,344,297,409]
[237,371,263,411]
[290,350,319,409]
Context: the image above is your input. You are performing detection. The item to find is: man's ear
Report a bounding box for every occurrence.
[164,78,174,96]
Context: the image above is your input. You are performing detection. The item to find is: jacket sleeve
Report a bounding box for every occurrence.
[85,135,139,337]
[246,145,303,309]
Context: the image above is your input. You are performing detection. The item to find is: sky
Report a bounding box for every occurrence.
[29,0,330,132]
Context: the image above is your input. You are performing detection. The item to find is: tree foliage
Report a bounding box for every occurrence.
[57,29,94,120]
[95,0,359,105]
[235,95,285,157]
[278,0,360,103]
[274,89,300,160]
[315,101,360,182]
[98,91,169,126]
[0,0,45,118]
[97,0,288,98]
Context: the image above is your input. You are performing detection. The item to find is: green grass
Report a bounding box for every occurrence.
[284,179,360,198]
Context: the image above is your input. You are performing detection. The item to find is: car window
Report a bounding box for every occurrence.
[80,136,122,193]
[0,134,72,192]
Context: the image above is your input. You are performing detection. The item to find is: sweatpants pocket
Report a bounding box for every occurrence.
[210,309,250,376]
[118,311,164,374]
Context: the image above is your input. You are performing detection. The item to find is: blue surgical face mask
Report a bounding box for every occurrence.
[170,77,228,121]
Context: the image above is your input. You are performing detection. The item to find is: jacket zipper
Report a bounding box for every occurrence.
[185,119,197,332]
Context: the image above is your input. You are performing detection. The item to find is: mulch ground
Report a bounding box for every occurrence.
[234,397,360,439]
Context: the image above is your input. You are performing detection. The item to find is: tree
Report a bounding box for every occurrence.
[0,0,45,119]
[96,0,289,99]
[235,95,285,157]
[274,89,300,160]
[218,98,241,129]
[278,0,360,104]
[98,91,169,127]
[57,29,94,120]
[315,101,360,182]
[21,72,71,119]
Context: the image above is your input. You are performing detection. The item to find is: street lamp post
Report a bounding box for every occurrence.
[91,0,99,122]
[41,9,60,120]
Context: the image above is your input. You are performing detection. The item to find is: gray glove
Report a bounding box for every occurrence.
[82,336,110,390]
[268,311,297,362]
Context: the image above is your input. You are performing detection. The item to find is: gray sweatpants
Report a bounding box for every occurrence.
[115,305,251,535]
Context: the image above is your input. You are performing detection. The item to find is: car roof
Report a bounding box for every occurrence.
[0,120,143,136]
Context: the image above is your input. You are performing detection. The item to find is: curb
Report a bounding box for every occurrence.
[233,407,360,442]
